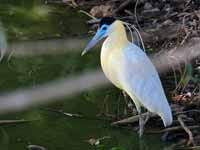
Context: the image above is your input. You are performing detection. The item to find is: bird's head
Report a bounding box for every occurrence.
[81,17,116,56]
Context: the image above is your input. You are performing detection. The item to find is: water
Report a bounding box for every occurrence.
[0,0,167,149]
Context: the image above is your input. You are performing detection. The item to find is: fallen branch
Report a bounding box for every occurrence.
[41,107,83,117]
[147,125,199,134]
[111,112,156,125]
[175,109,200,115]
[113,0,134,14]
[180,146,200,150]
[164,139,186,150]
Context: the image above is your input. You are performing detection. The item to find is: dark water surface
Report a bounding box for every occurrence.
[0,0,167,150]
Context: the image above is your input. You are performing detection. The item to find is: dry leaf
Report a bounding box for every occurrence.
[90,5,113,18]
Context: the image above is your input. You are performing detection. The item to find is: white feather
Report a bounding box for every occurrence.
[119,43,173,127]
[99,20,173,127]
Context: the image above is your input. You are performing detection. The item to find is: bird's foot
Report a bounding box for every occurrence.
[138,114,144,138]
[138,112,152,137]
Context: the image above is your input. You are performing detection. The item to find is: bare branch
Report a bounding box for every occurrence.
[0,70,109,113]
[178,115,196,146]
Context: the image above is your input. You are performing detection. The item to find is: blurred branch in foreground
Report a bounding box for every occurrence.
[0,37,198,113]
[0,70,109,113]
[8,37,89,57]
[152,37,200,74]
[0,22,7,61]
[7,37,200,74]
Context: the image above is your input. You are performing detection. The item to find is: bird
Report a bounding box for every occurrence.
[82,17,173,137]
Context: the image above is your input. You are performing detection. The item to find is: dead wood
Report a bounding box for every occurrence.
[147,125,199,134]
[178,115,196,146]
[111,112,156,125]
[180,146,200,150]
[113,0,134,14]
[164,139,187,150]
[151,37,200,74]
[41,107,83,117]
[140,24,181,43]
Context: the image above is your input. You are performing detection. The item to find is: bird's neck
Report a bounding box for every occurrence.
[103,21,129,50]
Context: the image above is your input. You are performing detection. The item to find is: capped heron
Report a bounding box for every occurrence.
[82,17,173,137]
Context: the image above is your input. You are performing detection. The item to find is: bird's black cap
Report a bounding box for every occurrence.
[99,17,116,28]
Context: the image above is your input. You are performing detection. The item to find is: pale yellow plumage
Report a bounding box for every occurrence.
[82,18,173,137]
[100,20,143,113]
[101,21,128,89]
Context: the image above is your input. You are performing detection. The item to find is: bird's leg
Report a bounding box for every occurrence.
[138,112,145,138]
[122,91,135,115]
[138,111,152,137]
[122,91,129,115]
[144,111,150,125]
[122,91,128,105]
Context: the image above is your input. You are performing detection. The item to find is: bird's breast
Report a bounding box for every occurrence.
[100,45,123,89]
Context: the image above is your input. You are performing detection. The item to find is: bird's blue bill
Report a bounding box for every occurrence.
[81,28,106,56]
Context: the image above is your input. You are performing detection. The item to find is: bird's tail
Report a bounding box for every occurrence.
[160,104,173,127]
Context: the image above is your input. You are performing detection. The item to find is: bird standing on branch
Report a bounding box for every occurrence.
[82,17,173,137]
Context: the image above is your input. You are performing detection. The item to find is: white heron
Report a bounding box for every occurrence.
[82,17,173,137]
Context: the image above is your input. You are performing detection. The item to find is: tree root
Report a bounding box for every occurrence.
[177,115,196,146]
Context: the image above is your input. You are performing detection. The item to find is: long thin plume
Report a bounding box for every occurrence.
[122,21,146,52]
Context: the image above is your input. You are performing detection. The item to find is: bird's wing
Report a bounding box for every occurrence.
[120,43,172,126]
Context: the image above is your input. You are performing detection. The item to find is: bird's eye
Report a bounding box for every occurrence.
[102,27,107,30]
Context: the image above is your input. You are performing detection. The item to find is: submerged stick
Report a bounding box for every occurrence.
[41,107,83,117]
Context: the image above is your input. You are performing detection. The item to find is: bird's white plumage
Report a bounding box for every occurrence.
[85,19,173,129]
[101,40,172,127]
[119,43,172,126]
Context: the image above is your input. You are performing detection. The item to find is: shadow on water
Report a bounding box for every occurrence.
[0,0,167,149]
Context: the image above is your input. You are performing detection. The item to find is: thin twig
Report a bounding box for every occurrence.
[41,107,83,117]
[111,112,156,125]
[113,0,133,14]
[180,146,200,150]
[79,10,97,20]
[175,109,200,115]
[87,19,100,25]
[180,30,191,46]
[134,0,142,31]
[147,125,199,134]
[178,115,196,146]
[41,107,113,121]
